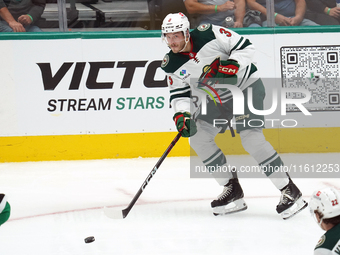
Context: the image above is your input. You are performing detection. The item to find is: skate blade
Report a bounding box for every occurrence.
[280,197,308,220]
[213,198,247,216]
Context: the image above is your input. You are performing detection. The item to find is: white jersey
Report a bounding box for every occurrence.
[161,23,259,114]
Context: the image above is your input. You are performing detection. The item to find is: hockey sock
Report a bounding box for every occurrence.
[240,128,289,190]
[190,120,233,186]
[201,149,233,186]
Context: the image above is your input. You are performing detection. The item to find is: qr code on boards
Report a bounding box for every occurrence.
[281,46,340,112]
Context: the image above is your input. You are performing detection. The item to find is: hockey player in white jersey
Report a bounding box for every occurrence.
[160,12,308,219]
[309,187,340,255]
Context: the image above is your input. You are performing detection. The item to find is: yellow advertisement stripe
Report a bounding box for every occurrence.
[216,127,340,154]
[0,132,190,162]
[0,127,339,162]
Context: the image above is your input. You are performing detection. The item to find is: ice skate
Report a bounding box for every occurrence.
[276,179,308,220]
[211,178,247,216]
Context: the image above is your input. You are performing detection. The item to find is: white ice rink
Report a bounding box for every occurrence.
[1,153,339,255]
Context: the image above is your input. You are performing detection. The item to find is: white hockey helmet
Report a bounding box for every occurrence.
[161,12,190,44]
[309,187,340,220]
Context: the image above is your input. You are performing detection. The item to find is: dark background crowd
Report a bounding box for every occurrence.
[0,0,339,32]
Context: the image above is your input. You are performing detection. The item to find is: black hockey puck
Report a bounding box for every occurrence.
[84,236,95,243]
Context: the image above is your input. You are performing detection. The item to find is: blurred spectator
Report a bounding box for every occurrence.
[247,0,320,26]
[184,0,262,28]
[0,0,45,32]
[305,0,340,25]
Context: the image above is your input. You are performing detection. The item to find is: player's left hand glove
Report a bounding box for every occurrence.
[173,112,197,137]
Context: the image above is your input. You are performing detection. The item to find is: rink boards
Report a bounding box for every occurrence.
[1,128,340,162]
[1,27,340,162]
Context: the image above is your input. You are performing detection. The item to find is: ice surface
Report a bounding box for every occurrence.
[0,153,339,255]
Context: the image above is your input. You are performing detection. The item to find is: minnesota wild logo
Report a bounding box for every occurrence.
[161,54,169,68]
[197,58,223,106]
[315,235,326,248]
[197,24,211,31]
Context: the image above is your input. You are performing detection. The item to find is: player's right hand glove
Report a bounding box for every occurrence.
[173,112,197,137]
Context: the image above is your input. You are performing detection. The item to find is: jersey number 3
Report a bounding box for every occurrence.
[219,28,232,37]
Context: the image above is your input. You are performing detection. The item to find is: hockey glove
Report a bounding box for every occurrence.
[173,112,197,137]
[198,59,239,88]
[215,59,239,85]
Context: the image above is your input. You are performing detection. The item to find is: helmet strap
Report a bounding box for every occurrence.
[179,29,190,53]
[179,38,189,53]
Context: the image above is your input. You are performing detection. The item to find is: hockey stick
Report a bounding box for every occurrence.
[104,132,182,219]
